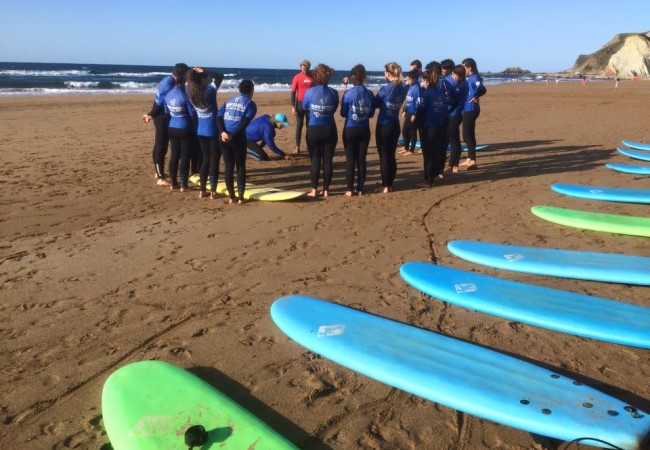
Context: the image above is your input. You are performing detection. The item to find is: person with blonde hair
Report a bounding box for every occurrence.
[302,64,339,198]
[290,59,314,153]
[374,62,407,193]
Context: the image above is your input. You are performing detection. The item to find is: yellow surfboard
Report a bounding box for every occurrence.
[189,175,306,201]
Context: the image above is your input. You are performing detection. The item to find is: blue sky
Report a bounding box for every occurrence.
[1,0,649,72]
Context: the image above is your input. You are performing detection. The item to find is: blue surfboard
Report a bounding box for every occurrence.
[447,240,650,285]
[618,147,650,162]
[551,183,650,204]
[271,295,650,449]
[606,163,650,176]
[399,262,650,349]
[622,140,650,151]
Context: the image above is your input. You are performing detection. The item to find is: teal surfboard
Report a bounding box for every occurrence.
[102,360,298,450]
[447,240,650,285]
[531,205,650,237]
[272,295,650,449]
[551,183,650,204]
[606,163,650,175]
[622,140,650,151]
[399,262,650,348]
[618,147,650,162]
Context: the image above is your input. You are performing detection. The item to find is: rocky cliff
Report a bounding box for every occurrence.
[570,32,650,78]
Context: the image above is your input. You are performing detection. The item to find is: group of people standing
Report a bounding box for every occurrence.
[142,57,486,203]
[290,58,486,197]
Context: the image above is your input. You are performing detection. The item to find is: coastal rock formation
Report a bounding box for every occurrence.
[571,31,650,78]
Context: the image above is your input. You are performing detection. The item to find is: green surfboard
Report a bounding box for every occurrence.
[102,361,298,450]
[531,206,650,237]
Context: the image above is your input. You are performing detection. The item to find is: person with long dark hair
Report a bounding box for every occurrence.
[290,59,314,153]
[217,80,257,204]
[446,65,468,173]
[460,57,487,170]
[302,64,339,198]
[187,67,224,199]
[340,64,375,196]
[416,66,449,186]
[374,62,407,193]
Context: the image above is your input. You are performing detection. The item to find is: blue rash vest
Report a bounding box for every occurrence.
[417,84,448,127]
[375,81,407,125]
[187,85,218,137]
[464,73,487,112]
[164,85,194,130]
[450,79,468,117]
[302,85,339,127]
[340,85,375,128]
[245,115,285,157]
[217,94,257,134]
[404,83,422,114]
[155,75,176,107]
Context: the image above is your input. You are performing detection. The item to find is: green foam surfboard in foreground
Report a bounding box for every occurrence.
[531,206,650,237]
[188,174,306,201]
[102,360,298,450]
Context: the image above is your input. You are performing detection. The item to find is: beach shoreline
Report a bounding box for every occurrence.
[1,81,649,449]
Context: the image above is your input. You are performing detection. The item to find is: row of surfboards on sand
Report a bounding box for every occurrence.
[103,140,650,449]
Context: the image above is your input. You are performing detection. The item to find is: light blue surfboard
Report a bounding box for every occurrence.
[399,262,650,349]
[618,147,650,162]
[606,163,650,176]
[447,240,650,285]
[622,140,650,151]
[271,295,650,449]
[551,183,650,204]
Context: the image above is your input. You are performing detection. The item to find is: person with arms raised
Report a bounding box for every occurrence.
[186,67,224,199]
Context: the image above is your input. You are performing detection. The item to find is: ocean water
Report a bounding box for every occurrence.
[0,62,568,97]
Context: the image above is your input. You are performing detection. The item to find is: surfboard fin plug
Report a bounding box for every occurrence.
[185,424,208,449]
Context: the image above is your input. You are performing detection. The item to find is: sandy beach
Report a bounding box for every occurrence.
[1,81,649,449]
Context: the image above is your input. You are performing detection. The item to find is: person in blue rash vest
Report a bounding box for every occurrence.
[374,62,407,193]
[145,67,195,191]
[302,63,339,198]
[415,66,449,186]
[460,57,487,170]
[399,70,421,156]
[217,80,257,204]
[340,64,375,197]
[186,67,225,199]
[245,113,291,161]
[142,63,189,186]
[446,65,468,174]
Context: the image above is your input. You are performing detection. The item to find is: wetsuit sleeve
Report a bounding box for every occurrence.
[216,104,226,133]
[291,75,299,106]
[208,71,225,89]
[148,100,165,117]
[340,91,349,118]
[369,91,376,118]
[473,77,487,98]
[262,125,285,157]
[302,88,311,111]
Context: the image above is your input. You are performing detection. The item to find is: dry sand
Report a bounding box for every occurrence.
[1,80,649,449]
